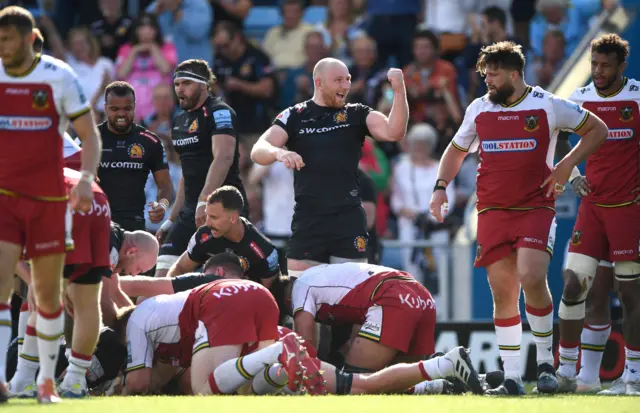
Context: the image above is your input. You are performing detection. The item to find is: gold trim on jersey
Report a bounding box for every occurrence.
[595,200,634,208]
[68,107,91,121]
[477,206,556,215]
[501,86,531,108]
[451,140,468,152]
[369,275,415,301]
[596,77,628,98]
[0,188,68,202]
[125,364,146,373]
[4,54,42,78]
[573,112,590,133]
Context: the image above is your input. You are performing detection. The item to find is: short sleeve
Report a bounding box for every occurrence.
[291,279,316,317]
[186,227,212,264]
[211,108,237,138]
[262,247,280,278]
[273,107,296,137]
[125,318,153,372]
[355,103,373,137]
[451,101,480,153]
[551,96,590,133]
[61,66,91,121]
[148,140,168,173]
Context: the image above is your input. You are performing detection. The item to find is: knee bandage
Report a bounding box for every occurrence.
[614,261,640,281]
[156,255,179,271]
[558,253,599,320]
[335,370,354,395]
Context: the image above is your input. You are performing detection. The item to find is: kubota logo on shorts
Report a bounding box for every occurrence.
[399,294,435,310]
[0,116,52,130]
[481,139,537,152]
[607,128,634,140]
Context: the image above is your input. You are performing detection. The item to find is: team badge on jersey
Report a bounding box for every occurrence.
[240,63,252,77]
[524,115,539,132]
[238,256,250,272]
[354,236,367,252]
[128,143,144,159]
[475,245,482,262]
[620,106,634,122]
[570,230,582,246]
[31,89,49,110]
[200,232,211,243]
[334,110,348,123]
[188,119,199,133]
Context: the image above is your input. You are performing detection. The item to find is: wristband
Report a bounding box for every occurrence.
[160,219,173,232]
[80,170,95,183]
[157,198,170,211]
[433,185,447,192]
[197,201,207,210]
[435,178,449,187]
[569,167,582,183]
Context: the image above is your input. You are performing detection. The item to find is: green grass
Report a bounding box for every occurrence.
[5,395,639,413]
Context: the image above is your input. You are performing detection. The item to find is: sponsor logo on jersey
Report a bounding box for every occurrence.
[0,116,52,131]
[276,108,291,125]
[31,89,49,110]
[334,110,348,123]
[607,128,634,140]
[249,241,265,259]
[128,143,144,159]
[354,236,367,252]
[597,106,616,112]
[524,115,539,132]
[266,249,279,271]
[631,84,639,92]
[570,230,581,246]
[620,106,634,122]
[298,124,350,135]
[139,131,158,143]
[188,119,198,133]
[213,109,232,129]
[475,244,482,261]
[613,249,634,256]
[240,63,252,76]
[99,161,144,169]
[200,232,210,243]
[498,115,520,120]
[5,88,29,95]
[481,139,537,152]
[523,237,544,245]
[174,136,199,146]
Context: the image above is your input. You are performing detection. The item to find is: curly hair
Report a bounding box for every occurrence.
[476,41,526,77]
[591,33,630,64]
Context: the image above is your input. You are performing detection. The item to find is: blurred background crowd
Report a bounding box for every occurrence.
[4,0,620,294]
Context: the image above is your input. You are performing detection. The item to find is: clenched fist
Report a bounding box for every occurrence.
[387,68,406,92]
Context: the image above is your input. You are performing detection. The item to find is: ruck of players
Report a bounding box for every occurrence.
[0,3,638,405]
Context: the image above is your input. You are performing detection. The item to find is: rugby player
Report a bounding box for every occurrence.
[429,41,608,395]
[167,186,280,286]
[250,58,409,276]
[155,59,248,278]
[0,6,101,403]
[555,34,640,396]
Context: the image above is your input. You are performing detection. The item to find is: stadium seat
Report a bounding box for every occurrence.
[245,6,282,39]
[303,6,328,25]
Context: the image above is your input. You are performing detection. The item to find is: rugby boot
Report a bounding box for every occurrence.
[0,382,8,403]
[598,377,626,395]
[555,373,577,393]
[442,346,484,395]
[58,382,88,398]
[485,377,526,396]
[482,370,505,390]
[535,363,558,394]
[278,333,307,393]
[37,378,61,404]
[7,381,36,398]
[626,381,640,396]
[576,377,601,393]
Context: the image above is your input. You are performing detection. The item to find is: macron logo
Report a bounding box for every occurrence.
[482,139,538,152]
[607,128,634,140]
[497,115,520,120]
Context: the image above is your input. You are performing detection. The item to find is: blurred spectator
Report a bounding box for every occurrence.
[452,154,478,220]
[403,30,459,125]
[91,0,134,61]
[359,138,391,238]
[529,0,599,58]
[211,0,252,29]
[147,0,213,65]
[141,83,177,144]
[525,30,566,88]
[263,0,314,69]
[40,21,115,115]
[390,123,455,289]
[116,14,177,121]
[213,21,276,135]
[53,0,103,38]
[421,0,471,58]
[365,0,420,68]
[464,6,514,101]
[510,0,536,50]
[315,0,363,65]
[348,35,387,107]
[248,162,294,241]
[279,31,329,108]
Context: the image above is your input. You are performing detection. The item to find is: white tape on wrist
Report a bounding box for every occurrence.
[569,167,582,182]
[80,170,95,183]
[197,201,207,210]
[160,219,173,232]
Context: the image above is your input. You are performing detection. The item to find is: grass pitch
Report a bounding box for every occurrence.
[5,395,639,413]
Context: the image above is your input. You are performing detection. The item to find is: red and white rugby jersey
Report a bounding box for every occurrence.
[568,77,640,206]
[125,290,190,372]
[452,86,589,212]
[0,54,91,200]
[291,262,414,325]
[63,133,82,170]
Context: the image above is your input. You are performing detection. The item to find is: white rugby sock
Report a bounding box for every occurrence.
[558,341,579,378]
[578,323,610,383]
[495,315,522,379]
[61,351,92,389]
[525,304,554,365]
[251,364,288,394]
[625,346,640,381]
[17,303,29,356]
[36,307,64,385]
[12,324,39,386]
[0,303,12,382]
[420,356,453,380]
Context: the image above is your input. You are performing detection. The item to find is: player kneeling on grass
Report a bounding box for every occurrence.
[112,264,323,395]
[10,169,111,399]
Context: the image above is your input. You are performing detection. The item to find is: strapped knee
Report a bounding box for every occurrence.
[614,261,640,282]
[335,370,354,395]
[559,253,599,320]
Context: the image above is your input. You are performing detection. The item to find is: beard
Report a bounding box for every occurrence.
[2,42,29,69]
[487,82,516,105]
[179,89,205,110]
[322,89,346,108]
[594,73,618,92]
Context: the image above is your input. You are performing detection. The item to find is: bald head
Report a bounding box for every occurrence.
[119,230,159,275]
[313,57,348,81]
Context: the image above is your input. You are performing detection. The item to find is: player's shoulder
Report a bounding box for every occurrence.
[345,102,372,113]
[465,96,489,116]
[275,100,309,126]
[569,82,596,101]
[37,54,77,79]
[133,124,161,146]
[619,77,640,99]
[207,96,236,116]
[194,225,214,244]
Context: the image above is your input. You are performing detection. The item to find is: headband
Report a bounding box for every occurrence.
[173,70,209,85]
